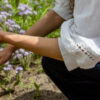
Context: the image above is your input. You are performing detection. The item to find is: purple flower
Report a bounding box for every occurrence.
[7,19,15,25]
[13,24,21,29]
[8,64,12,67]
[18,4,27,11]
[3,64,12,71]
[2,6,6,9]
[9,27,14,31]
[33,11,38,15]
[16,66,23,70]
[18,6,25,11]
[24,10,32,15]
[24,52,29,56]
[4,0,8,4]
[5,21,14,31]
[5,19,21,32]
[20,29,25,34]
[5,21,10,27]
[16,54,23,59]
[0,15,6,23]
[18,12,24,16]
[18,4,33,16]
[1,11,12,17]
[19,49,25,54]
[15,50,19,54]
[6,4,12,9]
[13,55,17,59]
[3,67,10,71]
[1,15,7,19]
[28,7,32,11]
[16,66,23,74]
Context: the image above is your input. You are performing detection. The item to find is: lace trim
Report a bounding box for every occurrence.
[76,44,95,61]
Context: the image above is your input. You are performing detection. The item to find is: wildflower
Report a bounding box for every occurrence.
[28,7,32,11]
[13,55,17,59]
[13,24,21,30]
[33,11,38,15]
[18,12,24,16]
[3,64,12,71]
[19,49,25,54]
[2,6,6,9]
[16,66,23,74]
[8,65,12,68]
[0,15,7,23]
[4,0,8,4]
[20,29,25,34]
[5,4,12,9]
[16,54,23,59]
[0,11,12,17]
[9,27,14,31]
[5,21,10,27]
[7,19,15,25]
[3,67,10,71]
[5,19,21,32]
[18,4,33,16]
[24,10,32,15]
[18,4,27,11]
[15,50,19,54]
[24,52,29,56]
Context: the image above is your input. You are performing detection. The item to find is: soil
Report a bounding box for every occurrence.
[0,62,68,100]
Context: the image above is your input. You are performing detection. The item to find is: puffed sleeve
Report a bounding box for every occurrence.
[52,0,73,20]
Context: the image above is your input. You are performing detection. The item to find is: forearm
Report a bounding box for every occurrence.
[24,10,65,36]
[3,32,63,61]
[7,10,65,51]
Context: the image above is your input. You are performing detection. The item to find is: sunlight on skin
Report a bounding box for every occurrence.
[1,31,63,61]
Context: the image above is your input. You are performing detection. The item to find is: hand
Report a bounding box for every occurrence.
[0,46,14,65]
[0,31,6,43]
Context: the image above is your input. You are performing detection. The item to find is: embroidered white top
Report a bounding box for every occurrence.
[52,0,100,71]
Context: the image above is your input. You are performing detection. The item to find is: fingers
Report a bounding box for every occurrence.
[0,49,13,65]
[0,54,12,65]
[0,58,7,65]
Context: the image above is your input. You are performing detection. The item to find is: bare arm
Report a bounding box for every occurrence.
[0,10,65,65]
[2,32,63,61]
[7,10,65,51]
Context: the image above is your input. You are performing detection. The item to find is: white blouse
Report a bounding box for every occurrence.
[52,0,100,71]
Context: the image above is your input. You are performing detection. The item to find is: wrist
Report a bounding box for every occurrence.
[2,32,17,50]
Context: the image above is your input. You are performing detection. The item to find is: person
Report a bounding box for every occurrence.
[0,0,100,100]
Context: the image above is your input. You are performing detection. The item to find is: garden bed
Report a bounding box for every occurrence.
[0,61,68,100]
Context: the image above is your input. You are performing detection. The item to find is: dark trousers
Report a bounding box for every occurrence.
[41,57,100,100]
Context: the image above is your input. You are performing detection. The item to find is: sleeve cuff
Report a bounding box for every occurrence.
[58,38,78,71]
[52,0,73,20]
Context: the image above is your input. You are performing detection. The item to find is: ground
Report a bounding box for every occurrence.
[0,59,68,100]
